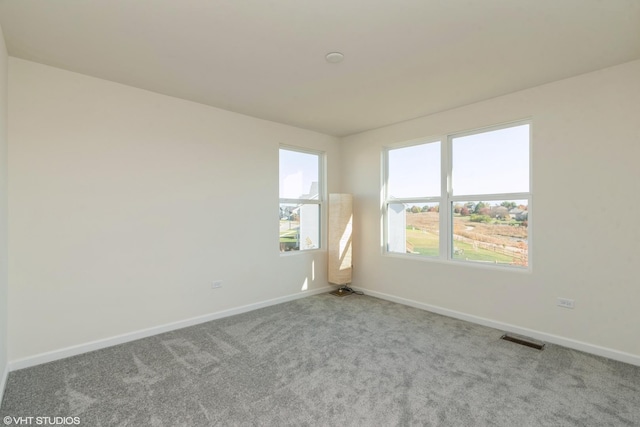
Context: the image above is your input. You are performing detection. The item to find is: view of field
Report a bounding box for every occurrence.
[279,202,320,251]
[403,201,528,266]
[280,218,300,251]
[280,200,528,264]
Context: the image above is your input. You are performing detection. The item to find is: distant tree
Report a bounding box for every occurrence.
[428,205,439,213]
[421,205,429,212]
[501,201,517,210]
[453,204,462,214]
[492,206,510,219]
[474,201,486,214]
[460,207,470,216]
[410,205,420,213]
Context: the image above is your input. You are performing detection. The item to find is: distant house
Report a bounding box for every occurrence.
[509,208,528,221]
[300,181,319,200]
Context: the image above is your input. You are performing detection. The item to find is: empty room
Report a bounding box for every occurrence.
[0,1,639,425]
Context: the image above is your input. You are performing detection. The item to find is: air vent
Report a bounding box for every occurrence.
[501,333,545,350]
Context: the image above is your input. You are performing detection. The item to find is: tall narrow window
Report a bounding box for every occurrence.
[384,121,531,268]
[279,147,323,252]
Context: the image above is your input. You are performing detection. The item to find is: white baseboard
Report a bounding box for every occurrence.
[9,286,336,372]
[359,288,640,367]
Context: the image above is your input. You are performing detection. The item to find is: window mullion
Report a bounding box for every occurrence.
[449,193,529,203]
[279,198,321,205]
[442,137,452,260]
[387,197,440,205]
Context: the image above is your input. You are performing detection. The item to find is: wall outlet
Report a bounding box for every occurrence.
[212,281,222,289]
[557,297,575,309]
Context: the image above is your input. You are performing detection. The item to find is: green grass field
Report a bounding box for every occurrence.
[279,221,299,243]
[406,229,439,256]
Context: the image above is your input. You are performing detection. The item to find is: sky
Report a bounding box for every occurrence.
[388,124,529,198]
[388,141,441,198]
[452,124,529,196]
[278,123,530,201]
[279,149,319,199]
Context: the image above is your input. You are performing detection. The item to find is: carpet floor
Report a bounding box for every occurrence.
[1,293,639,426]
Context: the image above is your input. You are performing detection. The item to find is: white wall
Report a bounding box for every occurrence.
[342,60,640,360]
[0,24,9,396]
[7,58,340,361]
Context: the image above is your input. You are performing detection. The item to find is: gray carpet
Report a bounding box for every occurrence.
[1,294,639,426]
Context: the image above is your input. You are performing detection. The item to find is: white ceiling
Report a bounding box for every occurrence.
[1,0,639,137]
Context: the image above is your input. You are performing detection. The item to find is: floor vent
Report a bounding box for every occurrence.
[500,333,545,350]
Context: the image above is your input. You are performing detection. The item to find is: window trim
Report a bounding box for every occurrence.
[279,145,325,254]
[382,120,532,271]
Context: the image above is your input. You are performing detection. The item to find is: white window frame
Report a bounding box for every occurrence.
[279,146,324,254]
[383,120,532,270]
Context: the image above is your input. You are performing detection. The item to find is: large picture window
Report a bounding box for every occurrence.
[384,122,531,268]
[279,147,323,252]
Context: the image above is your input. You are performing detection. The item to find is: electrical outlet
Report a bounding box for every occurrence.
[212,281,222,289]
[557,297,575,309]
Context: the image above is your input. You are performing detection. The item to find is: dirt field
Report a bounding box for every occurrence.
[405,212,528,266]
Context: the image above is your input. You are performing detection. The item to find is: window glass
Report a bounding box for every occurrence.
[452,124,529,196]
[452,200,528,266]
[388,142,440,199]
[279,148,322,252]
[387,202,440,256]
[279,203,320,252]
[279,149,320,200]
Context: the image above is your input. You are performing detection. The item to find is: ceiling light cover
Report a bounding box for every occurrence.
[325,52,344,63]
